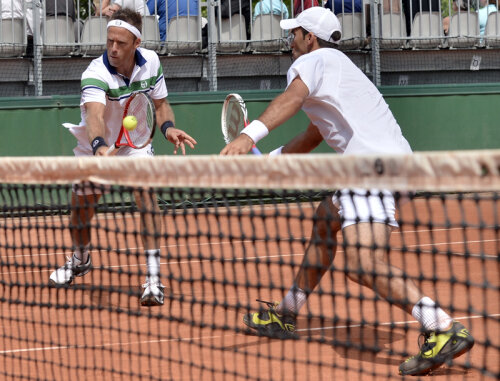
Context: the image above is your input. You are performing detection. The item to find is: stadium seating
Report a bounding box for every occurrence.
[448,12,480,48]
[217,14,247,53]
[484,11,500,48]
[409,12,444,49]
[380,12,407,49]
[165,16,202,55]
[338,13,366,50]
[249,14,285,52]
[141,15,162,52]
[80,17,107,56]
[42,16,75,56]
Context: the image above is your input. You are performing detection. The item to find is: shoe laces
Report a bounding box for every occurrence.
[254,299,297,333]
[417,331,436,353]
[255,299,278,310]
[255,299,295,320]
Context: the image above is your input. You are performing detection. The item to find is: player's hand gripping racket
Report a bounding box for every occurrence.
[106,92,156,155]
[221,93,262,155]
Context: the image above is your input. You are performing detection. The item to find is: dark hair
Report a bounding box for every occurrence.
[300,27,341,49]
[110,8,142,32]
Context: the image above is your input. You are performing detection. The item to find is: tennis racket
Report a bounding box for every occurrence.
[221,93,262,155]
[106,92,156,155]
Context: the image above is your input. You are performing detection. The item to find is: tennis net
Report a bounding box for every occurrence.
[0,151,498,381]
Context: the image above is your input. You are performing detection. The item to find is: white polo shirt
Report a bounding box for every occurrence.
[287,48,412,155]
[70,47,168,155]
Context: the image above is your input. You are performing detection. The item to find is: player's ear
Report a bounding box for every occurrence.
[307,33,316,46]
[135,37,142,48]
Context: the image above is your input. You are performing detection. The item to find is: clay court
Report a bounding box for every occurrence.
[0,193,498,380]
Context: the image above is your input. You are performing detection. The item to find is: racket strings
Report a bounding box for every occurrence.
[126,94,154,147]
[224,100,246,142]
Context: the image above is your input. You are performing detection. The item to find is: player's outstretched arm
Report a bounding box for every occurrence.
[220,134,254,156]
[220,77,309,156]
[166,128,197,155]
[85,102,108,156]
[154,98,175,132]
[281,122,323,154]
[258,77,309,132]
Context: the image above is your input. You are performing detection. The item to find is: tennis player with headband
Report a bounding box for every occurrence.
[51,9,197,306]
[220,7,474,376]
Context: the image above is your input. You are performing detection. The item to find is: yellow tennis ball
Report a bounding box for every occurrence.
[123,115,138,131]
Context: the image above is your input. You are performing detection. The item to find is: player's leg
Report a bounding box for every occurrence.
[50,189,100,285]
[243,195,342,338]
[123,145,165,306]
[134,188,165,306]
[339,190,474,376]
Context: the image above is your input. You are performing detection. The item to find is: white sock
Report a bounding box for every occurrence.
[412,296,453,331]
[277,286,308,315]
[146,249,161,283]
[73,243,90,264]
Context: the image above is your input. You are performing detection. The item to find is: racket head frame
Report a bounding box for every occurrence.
[108,92,157,154]
[221,93,262,155]
[221,93,249,144]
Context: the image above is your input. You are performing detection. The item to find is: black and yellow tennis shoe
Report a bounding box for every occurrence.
[399,321,474,376]
[243,300,298,339]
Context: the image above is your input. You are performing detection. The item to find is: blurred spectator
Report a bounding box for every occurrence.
[1,0,23,19]
[478,0,497,35]
[293,0,319,16]
[324,0,362,14]
[216,0,251,39]
[402,0,439,35]
[98,0,150,17]
[364,0,402,37]
[253,0,289,22]
[46,0,76,19]
[147,0,199,41]
[443,0,468,35]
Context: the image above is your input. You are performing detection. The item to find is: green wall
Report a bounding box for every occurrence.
[0,84,498,156]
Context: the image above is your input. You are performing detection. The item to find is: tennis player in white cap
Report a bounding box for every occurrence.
[221,6,474,376]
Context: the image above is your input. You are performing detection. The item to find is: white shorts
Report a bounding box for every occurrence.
[72,143,154,195]
[332,188,398,230]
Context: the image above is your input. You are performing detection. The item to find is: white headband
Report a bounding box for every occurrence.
[107,19,142,39]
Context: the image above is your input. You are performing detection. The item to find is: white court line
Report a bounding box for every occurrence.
[1,314,498,356]
[1,237,498,276]
[2,226,498,261]
[296,314,500,332]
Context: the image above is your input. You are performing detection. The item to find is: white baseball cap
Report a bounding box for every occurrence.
[280,7,342,43]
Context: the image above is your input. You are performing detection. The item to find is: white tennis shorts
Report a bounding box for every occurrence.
[72,144,154,195]
[332,188,398,229]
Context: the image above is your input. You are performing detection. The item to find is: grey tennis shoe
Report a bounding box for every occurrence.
[49,254,92,285]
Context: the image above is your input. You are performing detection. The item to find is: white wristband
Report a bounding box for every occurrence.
[269,146,284,156]
[241,120,269,144]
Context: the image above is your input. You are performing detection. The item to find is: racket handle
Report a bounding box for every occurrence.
[105,144,117,156]
[251,146,262,155]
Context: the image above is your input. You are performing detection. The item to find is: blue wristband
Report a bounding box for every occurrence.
[161,121,175,136]
[91,136,107,155]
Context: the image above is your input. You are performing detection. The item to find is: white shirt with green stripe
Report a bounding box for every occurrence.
[68,47,167,155]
